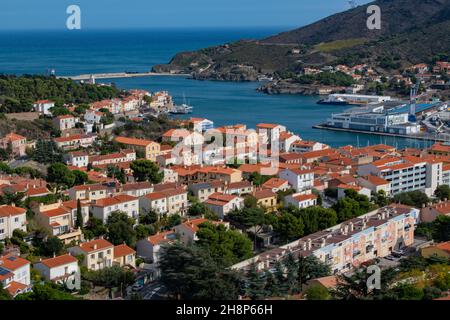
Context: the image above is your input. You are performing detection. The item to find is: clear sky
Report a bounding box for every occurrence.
[0,0,372,30]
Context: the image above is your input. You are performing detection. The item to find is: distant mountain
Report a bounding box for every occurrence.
[153,0,450,81]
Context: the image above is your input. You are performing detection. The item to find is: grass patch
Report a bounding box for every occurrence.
[314,38,368,53]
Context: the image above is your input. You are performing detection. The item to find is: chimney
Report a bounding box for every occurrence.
[349,222,354,232]
[302,242,307,251]
[321,238,326,248]
[307,238,312,251]
[93,244,97,250]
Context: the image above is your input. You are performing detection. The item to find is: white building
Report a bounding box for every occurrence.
[284,193,318,209]
[204,193,244,219]
[0,255,31,297]
[34,254,79,283]
[0,205,27,241]
[139,188,188,216]
[358,156,443,197]
[90,195,139,223]
[84,109,104,124]
[66,151,89,168]
[278,167,315,192]
[33,100,55,116]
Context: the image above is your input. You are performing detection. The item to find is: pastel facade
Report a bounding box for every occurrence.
[0,205,27,240]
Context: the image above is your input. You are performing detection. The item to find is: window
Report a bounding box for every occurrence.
[0,218,4,224]
[0,229,4,234]
[14,217,19,222]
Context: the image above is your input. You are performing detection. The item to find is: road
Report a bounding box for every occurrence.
[57,72,190,81]
[140,281,168,300]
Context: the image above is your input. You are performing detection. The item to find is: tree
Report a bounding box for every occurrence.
[273,212,304,242]
[196,222,253,266]
[0,283,11,300]
[84,265,135,297]
[392,284,424,300]
[14,282,77,300]
[46,163,75,189]
[130,159,163,183]
[433,215,450,242]
[39,237,64,257]
[372,190,390,207]
[75,199,83,229]
[106,165,126,184]
[244,195,258,209]
[139,209,158,225]
[30,139,63,164]
[297,255,331,292]
[304,285,331,300]
[106,211,137,247]
[434,185,450,201]
[188,201,214,217]
[159,244,243,300]
[72,170,88,186]
[166,214,182,228]
[84,217,107,239]
[245,263,267,300]
[393,191,430,208]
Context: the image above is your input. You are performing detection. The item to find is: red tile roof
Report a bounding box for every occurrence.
[0,205,26,218]
[39,254,78,268]
[113,244,136,258]
[79,239,113,253]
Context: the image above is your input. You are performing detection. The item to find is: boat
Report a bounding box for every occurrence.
[169,103,193,114]
[317,96,349,105]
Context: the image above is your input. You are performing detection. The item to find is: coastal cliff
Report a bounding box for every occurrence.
[153,0,450,95]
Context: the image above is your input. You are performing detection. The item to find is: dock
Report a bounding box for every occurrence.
[57,72,191,81]
[313,124,450,142]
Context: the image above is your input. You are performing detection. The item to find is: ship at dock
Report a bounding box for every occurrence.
[317,94,392,106]
[169,103,193,114]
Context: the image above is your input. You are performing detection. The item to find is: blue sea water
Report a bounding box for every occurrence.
[0,28,434,149]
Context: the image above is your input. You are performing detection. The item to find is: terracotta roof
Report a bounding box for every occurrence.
[435,241,450,254]
[0,205,26,218]
[254,189,276,200]
[0,255,30,271]
[147,231,177,245]
[365,175,389,186]
[79,239,114,253]
[311,275,338,288]
[292,193,317,202]
[262,178,288,189]
[256,123,280,129]
[114,244,136,258]
[39,254,78,268]
[6,281,28,296]
[91,194,137,207]
[115,136,156,147]
[40,207,69,218]
[4,133,26,142]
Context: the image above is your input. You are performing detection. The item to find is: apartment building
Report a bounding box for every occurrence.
[232,204,419,274]
[120,181,154,197]
[84,109,104,124]
[262,178,290,193]
[33,100,55,115]
[189,181,225,202]
[225,180,254,196]
[90,195,139,223]
[358,156,443,196]
[136,230,178,264]
[68,239,114,271]
[0,205,27,241]
[90,149,136,167]
[113,244,136,268]
[139,187,188,216]
[278,167,315,192]
[114,136,160,161]
[68,182,119,201]
[256,123,286,145]
[54,133,97,150]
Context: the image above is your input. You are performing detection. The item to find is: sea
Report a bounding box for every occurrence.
[0,28,434,149]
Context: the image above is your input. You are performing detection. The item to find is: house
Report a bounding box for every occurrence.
[66,151,89,168]
[34,254,79,284]
[420,200,450,222]
[279,132,301,153]
[305,275,338,292]
[420,241,450,259]
[54,133,97,150]
[284,193,318,209]
[0,133,27,157]
[33,200,87,244]
[336,184,372,200]
[188,117,214,132]
[262,178,290,193]
[0,255,31,297]
[90,195,139,223]
[136,230,178,264]
[53,115,78,131]
[120,181,154,197]
[68,182,119,201]
[225,180,254,196]
[278,167,314,192]
[290,140,328,153]
[204,193,244,219]
[174,218,229,245]
[139,188,188,216]
[84,109,104,124]
[68,239,114,271]
[189,181,225,202]
[113,244,136,268]
[428,142,450,156]
[33,100,55,116]
[115,136,160,161]
[357,175,390,195]
[0,205,27,240]
[254,189,278,212]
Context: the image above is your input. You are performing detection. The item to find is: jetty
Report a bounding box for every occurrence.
[57,72,191,81]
